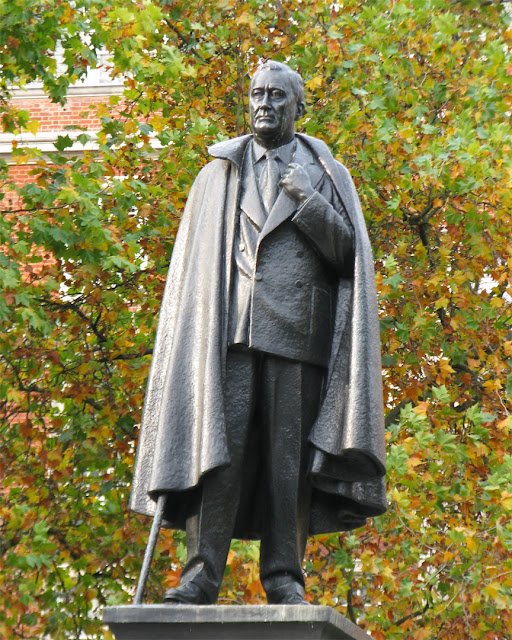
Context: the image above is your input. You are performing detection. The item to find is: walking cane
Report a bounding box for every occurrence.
[133,493,167,604]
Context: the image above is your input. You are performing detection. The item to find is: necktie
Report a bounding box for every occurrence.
[260,150,281,214]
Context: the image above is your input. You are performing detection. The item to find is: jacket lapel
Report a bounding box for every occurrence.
[259,142,325,242]
[209,134,328,241]
[239,150,267,231]
[258,186,297,240]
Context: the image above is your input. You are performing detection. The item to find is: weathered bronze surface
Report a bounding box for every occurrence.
[130,61,386,606]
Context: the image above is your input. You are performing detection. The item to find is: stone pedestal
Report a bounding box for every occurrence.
[103,604,375,640]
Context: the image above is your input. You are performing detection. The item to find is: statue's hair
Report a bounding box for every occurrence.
[250,61,305,107]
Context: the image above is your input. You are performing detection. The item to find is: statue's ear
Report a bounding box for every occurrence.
[295,101,305,121]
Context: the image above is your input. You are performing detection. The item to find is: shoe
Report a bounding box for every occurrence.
[266,581,310,605]
[163,581,213,605]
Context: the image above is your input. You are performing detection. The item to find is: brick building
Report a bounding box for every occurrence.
[1,63,124,210]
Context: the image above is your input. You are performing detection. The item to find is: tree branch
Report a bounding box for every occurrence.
[395,599,431,626]
[164,19,206,62]
[39,298,107,343]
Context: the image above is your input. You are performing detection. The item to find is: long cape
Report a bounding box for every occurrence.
[130,134,387,536]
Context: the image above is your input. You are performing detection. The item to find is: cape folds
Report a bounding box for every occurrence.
[130,134,387,536]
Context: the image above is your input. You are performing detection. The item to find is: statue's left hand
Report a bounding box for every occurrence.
[280,162,315,203]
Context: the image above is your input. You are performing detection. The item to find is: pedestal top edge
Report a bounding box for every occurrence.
[102,605,373,639]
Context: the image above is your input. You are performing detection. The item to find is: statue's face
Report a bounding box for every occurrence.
[249,69,303,148]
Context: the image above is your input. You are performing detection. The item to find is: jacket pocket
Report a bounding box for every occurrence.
[309,286,333,364]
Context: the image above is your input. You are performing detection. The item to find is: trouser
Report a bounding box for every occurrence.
[178,347,325,602]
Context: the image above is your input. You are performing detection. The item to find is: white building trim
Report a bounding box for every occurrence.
[10,84,125,100]
[0,130,100,162]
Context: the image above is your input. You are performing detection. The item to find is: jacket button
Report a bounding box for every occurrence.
[239,243,245,252]
[255,273,263,281]
[295,280,303,288]
[296,250,304,257]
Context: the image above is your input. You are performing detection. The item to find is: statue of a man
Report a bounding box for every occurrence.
[130,61,386,606]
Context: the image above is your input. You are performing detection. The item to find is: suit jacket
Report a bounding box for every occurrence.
[129,133,387,536]
[229,138,354,368]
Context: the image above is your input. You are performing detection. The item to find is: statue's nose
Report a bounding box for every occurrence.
[261,91,271,107]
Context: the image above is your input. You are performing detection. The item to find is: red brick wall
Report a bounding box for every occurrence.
[3,91,123,211]
[13,95,110,131]
[2,165,36,211]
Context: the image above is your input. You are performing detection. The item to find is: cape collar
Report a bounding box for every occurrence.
[208,132,335,171]
[208,134,252,168]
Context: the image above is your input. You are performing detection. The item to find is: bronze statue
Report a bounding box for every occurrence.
[130,61,386,606]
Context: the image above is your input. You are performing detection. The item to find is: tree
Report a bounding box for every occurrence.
[1,1,511,638]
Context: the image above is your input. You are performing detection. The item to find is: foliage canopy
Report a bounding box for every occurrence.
[1,1,512,638]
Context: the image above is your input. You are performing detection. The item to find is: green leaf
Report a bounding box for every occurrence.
[432,385,451,403]
[54,135,74,152]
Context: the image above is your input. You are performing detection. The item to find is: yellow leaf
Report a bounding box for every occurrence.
[25,119,40,135]
[236,12,256,27]
[62,4,74,22]
[501,491,512,511]
[381,565,395,580]
[413,402,429,417]
[466,536,477,553]
[306,76,323,90]
[390,488,411,508]
[467,358,480,370]
[483,379,502,391]
[15,152,30,164]
[406,455,422,470]
[497,416,512,432]
[439,358,455,375]
[468,593,481,613]
[483,581,500,600]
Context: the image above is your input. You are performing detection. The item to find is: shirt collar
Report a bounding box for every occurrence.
[253,137,296,164]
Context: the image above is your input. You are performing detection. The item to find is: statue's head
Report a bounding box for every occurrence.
[249,61,305,149]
